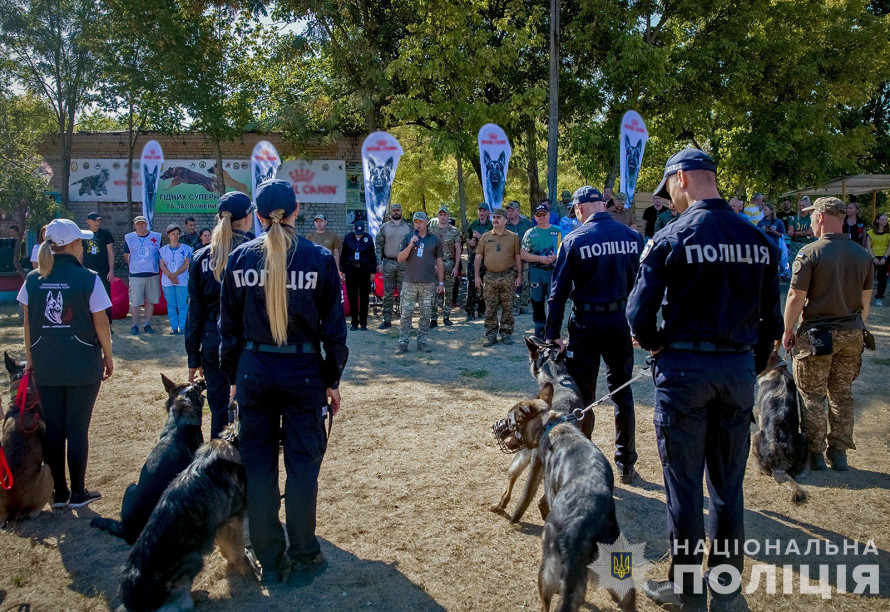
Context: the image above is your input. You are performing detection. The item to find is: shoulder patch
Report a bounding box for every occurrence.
[640,240,654,262]
[792,259,802,274]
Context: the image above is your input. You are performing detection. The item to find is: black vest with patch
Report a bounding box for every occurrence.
[25,254,103,386]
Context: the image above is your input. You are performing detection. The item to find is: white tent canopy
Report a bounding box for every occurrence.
[781,174,890,198]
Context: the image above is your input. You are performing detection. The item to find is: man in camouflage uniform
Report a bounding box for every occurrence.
[783,197,873,472]
[396,212,444,353]
[465,203,492,319]
[504,200,533,314]
[475,207,522,346]
[428,205,462,326]
[375,203,412,329]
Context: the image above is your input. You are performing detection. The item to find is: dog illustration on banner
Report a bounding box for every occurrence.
[143,164,159,222]
[45,292,63,325]
[483,151,506,210]
[161,166,218,193]
[366,157,394,215]
[254,164,276,188]
[624,136,643,196]
[71,168,110,197]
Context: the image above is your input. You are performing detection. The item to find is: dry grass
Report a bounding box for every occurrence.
[0,299,888,611]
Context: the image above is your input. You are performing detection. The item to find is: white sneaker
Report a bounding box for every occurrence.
[876,299,883,307]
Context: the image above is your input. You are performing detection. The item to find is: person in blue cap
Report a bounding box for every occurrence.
[184,190,255,438]
[627,149,782,611]
[219,178,348,587]
[340,219,377,330]
[544,186,642,484]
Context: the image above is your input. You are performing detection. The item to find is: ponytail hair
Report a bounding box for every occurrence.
[36,240,56,278]
[261,209,296,346]
[209,211,234,282]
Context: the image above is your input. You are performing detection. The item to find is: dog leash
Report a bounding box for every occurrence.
[16,370,40,435]
[0,448,11,490]
[570,356,655,422]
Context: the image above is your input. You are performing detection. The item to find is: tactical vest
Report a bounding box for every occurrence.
[25,255,103,386]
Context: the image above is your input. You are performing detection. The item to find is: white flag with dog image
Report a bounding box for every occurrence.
[361,131,403,239]
[477,123,511,210]
[619,111,648,206]
[140,140,163,230]
[250,141,282,235]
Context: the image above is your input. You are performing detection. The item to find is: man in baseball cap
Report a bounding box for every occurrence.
[653,148,718,200]
[83,212,115,327]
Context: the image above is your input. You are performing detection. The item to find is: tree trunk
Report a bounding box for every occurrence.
[606,158,619,189]
[525,123,545,207]
[214,138,225,196]
[546,0,560,203]
[457,153,467,232]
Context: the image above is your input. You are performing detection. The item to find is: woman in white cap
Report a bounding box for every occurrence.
[17,218,113,509]
[159,223,193,335]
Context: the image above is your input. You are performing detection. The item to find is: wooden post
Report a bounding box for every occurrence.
[873,189,878,221]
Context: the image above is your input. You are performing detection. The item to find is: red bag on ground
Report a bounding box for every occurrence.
[110,277,129,320]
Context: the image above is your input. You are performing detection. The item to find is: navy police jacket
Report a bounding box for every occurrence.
[626,198,783,351]
[340,231,377,273]
[219,232,349,388]
[545,212,643,340]
[184,230,254,369]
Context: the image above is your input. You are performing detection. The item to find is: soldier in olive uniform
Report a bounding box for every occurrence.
[428,206,462,326]
[465,204,492,319]
[783,197,873,472]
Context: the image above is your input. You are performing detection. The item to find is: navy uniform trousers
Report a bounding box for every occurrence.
[236,350,329,571]
[565,310,637,469]
[200,328,231,439]
[653,348,754,607]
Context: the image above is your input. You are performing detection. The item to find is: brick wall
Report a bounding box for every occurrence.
[32,132,363,272]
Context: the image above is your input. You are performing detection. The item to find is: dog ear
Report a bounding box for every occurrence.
[4,351,17,374]
[525,336,539,360]
[537,383,554,408]
[160,373,177,396]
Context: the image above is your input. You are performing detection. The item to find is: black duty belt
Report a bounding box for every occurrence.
[574,299,627,313]
[244,341,319,354]
[665,341,752,353]
[384,256,398,261]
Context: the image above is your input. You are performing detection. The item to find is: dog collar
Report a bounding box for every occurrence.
[538,413,577,447]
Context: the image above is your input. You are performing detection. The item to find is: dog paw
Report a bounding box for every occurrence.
[488,503,505,514]
[791,490,808,504]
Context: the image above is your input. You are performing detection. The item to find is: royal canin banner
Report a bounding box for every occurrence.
[276,160,346,204]
[477,123,511,210]
[361,131,403,239]
[140,140,163,230]
[619,111,648,206]
[251,141,281,233]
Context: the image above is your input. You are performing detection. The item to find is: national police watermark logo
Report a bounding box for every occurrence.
[589,534,651,600]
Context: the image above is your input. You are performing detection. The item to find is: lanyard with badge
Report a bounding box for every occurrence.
[167,246,184,273]
[417,237,425,258]
[137,233,150,257]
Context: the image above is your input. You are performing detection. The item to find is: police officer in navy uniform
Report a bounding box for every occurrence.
[185,191,255,438]
[627,149,782,611]
[340,219,377,330]
[219,179,348,587]
[545,186,643,484]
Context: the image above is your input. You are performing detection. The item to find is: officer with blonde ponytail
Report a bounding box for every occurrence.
[18,218,113,509]
[219,179,348,587]
[185,191,255,438]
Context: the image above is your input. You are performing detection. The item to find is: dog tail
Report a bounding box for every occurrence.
[772,469,807,504]
[91,516,126,538]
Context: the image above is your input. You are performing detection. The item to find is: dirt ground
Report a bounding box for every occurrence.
[0,290,888,611]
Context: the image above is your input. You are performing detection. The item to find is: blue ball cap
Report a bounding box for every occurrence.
[353,220,366,232]
[217,191,254,221]
[572,186,604,205]
[654,149,717,199]
[255,179,296,218]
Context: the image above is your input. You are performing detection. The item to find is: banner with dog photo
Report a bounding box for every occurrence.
[68,160,140,202]
[477,123,511,210]
[251,141,281,234]
[141,140,163,229]
[361,131,403,239]
[619,111,648,206]
[153,160,253,215]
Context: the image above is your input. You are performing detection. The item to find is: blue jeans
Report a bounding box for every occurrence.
[161,284,188,330]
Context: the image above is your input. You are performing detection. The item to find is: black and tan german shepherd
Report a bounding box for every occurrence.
[1,353,53,524]
[495,399,634,612]
[752,350,809,503]
[490,337,592,523]
[92,374,205,543]
[119,423,249,611]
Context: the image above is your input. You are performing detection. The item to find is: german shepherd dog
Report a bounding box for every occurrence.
[483,150,506,208]
[0,353,53,524]
[161,166,218,193]
[752,350,808,503]
[207,163,249,193]
[366,157,394,214]
[490,337,592,523]
[495,399,634,612]
[119,423,248,611]
[623,136,643,195]
[92,374,205,544]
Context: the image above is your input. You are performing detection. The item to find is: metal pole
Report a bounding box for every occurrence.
[546,0,559,203]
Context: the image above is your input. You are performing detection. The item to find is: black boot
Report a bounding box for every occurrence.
[826,446,848,471]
